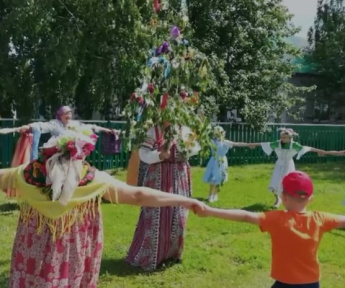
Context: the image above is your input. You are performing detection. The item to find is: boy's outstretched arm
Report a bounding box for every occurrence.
[336,215,345,228]
[196,206,260,225]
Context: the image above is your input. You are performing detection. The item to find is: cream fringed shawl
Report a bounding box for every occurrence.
[0,165,118,241]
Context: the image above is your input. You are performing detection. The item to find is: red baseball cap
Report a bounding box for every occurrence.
[282,171,313,198]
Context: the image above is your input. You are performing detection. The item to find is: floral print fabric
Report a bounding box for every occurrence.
[9,206,103,288]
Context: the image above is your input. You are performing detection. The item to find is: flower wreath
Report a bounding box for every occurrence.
[24,159,96,199]
[23,128,98,200]
[42,129,98,160]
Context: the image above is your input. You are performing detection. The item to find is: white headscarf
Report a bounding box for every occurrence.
[278,127,299,137]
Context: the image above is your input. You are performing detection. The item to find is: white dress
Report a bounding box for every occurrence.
[261,141,311,196]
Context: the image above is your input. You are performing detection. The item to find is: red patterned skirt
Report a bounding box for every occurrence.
[9,206,103,288]
[125,160,191,271]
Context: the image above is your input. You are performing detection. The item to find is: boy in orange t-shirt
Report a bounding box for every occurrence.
[195,171,345,287]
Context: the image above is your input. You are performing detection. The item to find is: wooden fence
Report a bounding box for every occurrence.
[1,119,345,169]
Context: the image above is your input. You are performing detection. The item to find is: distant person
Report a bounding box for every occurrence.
[203,126,253,202]
[249,128,325,208]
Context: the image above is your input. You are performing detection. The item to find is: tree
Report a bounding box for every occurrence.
[0,0,311,128]
[123,1,216,155]
[307,0,345,120]
[186,0,310,128]
[0,0,151,120]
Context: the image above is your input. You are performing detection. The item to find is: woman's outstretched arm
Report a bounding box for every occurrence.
[102,175,205,211]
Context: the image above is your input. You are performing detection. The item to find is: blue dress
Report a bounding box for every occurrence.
[203,140,233,185]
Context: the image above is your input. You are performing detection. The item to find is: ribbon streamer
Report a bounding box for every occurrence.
[147,56,171,79]
[154,0,161,13]
[137,106,144,121]
[181,0,188,16]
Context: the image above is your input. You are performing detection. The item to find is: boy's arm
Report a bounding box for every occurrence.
[321,212,345,231]
[336,215,345,228]
[198,207,260,225]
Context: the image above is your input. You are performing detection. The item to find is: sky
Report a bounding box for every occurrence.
[283,0,318,38]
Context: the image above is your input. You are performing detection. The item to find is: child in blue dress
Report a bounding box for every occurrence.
[203,126,252,202]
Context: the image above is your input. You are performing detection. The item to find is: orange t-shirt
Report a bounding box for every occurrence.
[259,210,340,284]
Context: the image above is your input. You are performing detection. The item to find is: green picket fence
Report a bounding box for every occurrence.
[1,119,344,169]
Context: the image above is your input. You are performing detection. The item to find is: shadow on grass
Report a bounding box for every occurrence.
[330,228,345,238]
[100,258,181,277]
[298,161,345,182]
[241,203,274,212]
[0,202,19,215]
[0,260,10,287]
[195,197,208,202]
[0,275,9,287]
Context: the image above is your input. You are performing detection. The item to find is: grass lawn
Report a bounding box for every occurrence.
[1,162,345,287]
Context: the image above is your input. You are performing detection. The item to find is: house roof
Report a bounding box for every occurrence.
[286,36,317,74]
[292,56,317,74]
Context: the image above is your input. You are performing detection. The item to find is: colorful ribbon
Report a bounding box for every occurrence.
[181,0,188,16]
[147,56,171,79]
[154,0,161,13]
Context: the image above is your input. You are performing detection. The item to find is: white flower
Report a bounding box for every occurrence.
[141,82,148,92]
[145,99,154,106]
[172,59,180,69]
[146,119,154,126]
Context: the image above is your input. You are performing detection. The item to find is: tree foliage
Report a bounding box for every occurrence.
[187,0,308,128]
[123,2,216,156]
[307,0,345,118]
[0,0,311,129]
[0,0,151,120]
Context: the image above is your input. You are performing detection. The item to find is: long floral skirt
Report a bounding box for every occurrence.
[137,161,148,187]
[126,160,191,271]
[9,208,103,288]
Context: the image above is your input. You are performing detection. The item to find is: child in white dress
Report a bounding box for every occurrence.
[250,128,325,208]
[203,126,252,203]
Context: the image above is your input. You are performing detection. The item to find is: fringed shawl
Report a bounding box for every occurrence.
[0,165,117,241]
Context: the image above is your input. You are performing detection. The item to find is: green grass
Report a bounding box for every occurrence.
[1,162,345,287]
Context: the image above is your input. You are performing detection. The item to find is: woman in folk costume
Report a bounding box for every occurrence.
[0,129,205,287]
[17,105,116,137]
[250,128,325,208]
[203,126,253,203]
[126,124,200,271]
[0,106,117,167]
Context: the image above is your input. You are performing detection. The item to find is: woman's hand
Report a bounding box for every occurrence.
[159,141,174,160]
[159,150,171,160]
[194,204,212,217]
[180,198,207,214]
[17,125,31,133]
